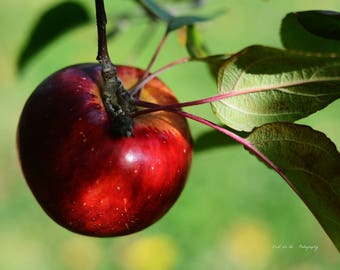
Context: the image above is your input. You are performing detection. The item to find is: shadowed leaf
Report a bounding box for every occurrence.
[296,10,340,41]
[211,45,340,132]
[17,1,90,72]
[247,122,340,251]
[281,11,340,53]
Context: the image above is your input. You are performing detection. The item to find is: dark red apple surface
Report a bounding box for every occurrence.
[17,64,192,237]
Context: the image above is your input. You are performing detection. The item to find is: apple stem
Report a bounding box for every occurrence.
[143,30,169,79]
[95,0,137,137]
[130,30,170,98]
[132,95,300,208]
[132,86,272,116]
[130,56,190,96]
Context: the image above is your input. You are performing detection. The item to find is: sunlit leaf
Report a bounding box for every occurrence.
[281,11,340,53]
[17,1,90,72]
[211,45,340,132]
[247,122,340,251]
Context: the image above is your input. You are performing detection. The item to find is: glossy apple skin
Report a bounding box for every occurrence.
[17,64,192,237]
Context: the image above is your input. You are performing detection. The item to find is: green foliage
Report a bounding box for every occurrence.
[206,12,340,249]
[211,45,340,131]
[247,123,340,250]
[136,0,220,33]
[136,0,173,22]
[281,10,340,53]
[3,1,340,269]
[186,25,209,58]
[294,11,340,40]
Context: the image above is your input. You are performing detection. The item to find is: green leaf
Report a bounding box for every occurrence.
[135,0,173,22]
[17,1,90,72]
[135,0,220,33]
[167,14,214,32]
[296,10,340,41]
[281,11,340,53]
[247,122,340,251]
[186,25,207,58]
[211,45,340,132]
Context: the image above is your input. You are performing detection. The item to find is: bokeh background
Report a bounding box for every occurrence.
[1,0,340,269]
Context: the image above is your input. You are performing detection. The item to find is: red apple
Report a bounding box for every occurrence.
[17,63,192,237]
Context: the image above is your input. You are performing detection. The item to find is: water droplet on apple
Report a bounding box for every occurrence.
[125,152,136,163]
[79,131,87,143]
[130,220,136,224]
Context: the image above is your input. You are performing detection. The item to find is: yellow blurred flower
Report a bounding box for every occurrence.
[58,236,102,270]
[221,219,273,269]
[120,234,179,270]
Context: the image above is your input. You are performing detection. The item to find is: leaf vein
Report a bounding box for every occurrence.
[217,100,302,117]
[285,167,339,199]
[253,139,334,159]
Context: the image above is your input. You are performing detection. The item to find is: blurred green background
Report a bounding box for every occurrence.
[1,0,340,269]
